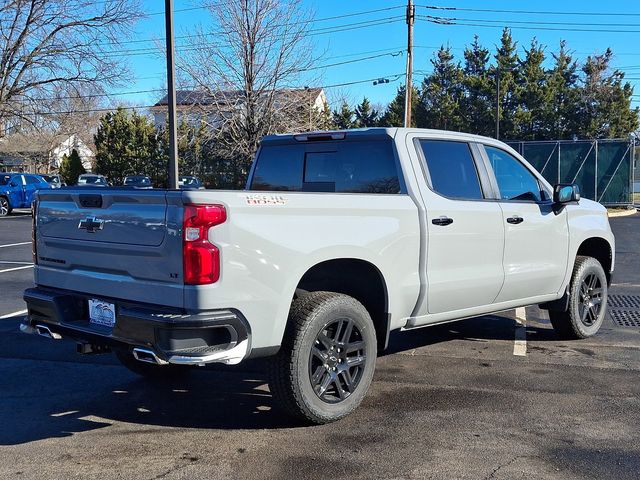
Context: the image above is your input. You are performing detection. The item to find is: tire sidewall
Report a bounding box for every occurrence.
[292,300,377,421]
[0,197,9,217]
[569,259,608,337]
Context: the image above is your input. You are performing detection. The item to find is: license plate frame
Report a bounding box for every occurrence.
[88,299,116,328]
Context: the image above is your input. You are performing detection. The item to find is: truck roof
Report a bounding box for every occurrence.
[261,128,509,148]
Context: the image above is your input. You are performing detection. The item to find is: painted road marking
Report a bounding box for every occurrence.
[0,242,31,248]
[0,309,27,319]
[0,265,33,274]
[0,261,33,265]
[513,307,527,357]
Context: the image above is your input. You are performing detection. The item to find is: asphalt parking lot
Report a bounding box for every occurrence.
[1,212,639,479]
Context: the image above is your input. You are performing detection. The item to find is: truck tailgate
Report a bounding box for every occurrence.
[34,189,185,308]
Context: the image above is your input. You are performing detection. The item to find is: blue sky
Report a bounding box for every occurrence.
[124,0,640,110]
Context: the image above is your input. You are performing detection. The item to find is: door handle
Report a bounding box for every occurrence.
[506,216,524,225]
[432,216,454,226]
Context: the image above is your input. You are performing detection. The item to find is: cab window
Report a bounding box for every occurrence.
[485,146,542,202]
[419,140,484,200]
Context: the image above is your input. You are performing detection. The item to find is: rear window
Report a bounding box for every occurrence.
[250,139,401,194]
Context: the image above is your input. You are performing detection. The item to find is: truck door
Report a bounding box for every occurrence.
[416,139,505,315]
[479,145,569,302]
[23,175,41,206]
[9,175,25,207]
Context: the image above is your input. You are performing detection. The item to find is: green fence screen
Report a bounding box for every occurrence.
[507,140,635,206]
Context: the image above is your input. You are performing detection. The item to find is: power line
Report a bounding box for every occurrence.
[419,15,640,34]
[87,15,406,58]
[419,5,640,17]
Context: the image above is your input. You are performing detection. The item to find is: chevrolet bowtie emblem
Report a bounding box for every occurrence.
[78,216,105,233]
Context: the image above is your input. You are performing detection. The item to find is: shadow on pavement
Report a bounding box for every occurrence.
[0,313,558,446]
[385,313,558,355]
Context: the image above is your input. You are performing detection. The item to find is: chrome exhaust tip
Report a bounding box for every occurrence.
[132,347,168,365]
[34,324,62,340]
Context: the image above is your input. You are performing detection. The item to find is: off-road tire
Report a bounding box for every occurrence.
[549,256,608,339]
[115,348,190,380]
[269,291,377,424]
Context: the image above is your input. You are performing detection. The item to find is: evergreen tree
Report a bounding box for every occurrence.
[492,28,521,140]
[417,46,464,131]
[94,107,158,185]
[460,36,494,136]
[354,97,379,127]
[574,50,640,138]
[545,41,580,139]
[332,102,356,129]
[58,149,86,185]
[379,85,419,127]
[515,39,551,140]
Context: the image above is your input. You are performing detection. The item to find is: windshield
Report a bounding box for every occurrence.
[0,175,12,186]
[125,176,150,185]
[42,175,59,183]
[179,177,198,185]
[78,176,106,185]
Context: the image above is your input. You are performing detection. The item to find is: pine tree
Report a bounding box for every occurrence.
[545,41,580,139]
[58,149,86,185]
[460,36,494,136]
[94,107,158,185]
[417,46,464,131]
[492,28,521,140]
[354,97,379,127]
[332,102,356,129]
[515,39,551,140]
[379,85,419,127]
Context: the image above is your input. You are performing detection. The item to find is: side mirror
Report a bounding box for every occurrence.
[9,181,17,187]
[553,184,580,204]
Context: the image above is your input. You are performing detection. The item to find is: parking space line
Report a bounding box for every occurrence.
[0,265,33,274]
[0,309,27,319]
[0,242,31,248]
[0,261,33,265]
[513,307,527,357]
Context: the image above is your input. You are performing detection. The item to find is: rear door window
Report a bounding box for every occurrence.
[419,140,484,200]
[251,139,401,194]
[25,175,41,185]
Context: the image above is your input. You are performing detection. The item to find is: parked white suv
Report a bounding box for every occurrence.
[23,128,614,424]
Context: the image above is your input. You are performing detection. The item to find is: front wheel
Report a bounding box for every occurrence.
[0,197,10,217]
[269,291,377,424]
[549,256,608,339]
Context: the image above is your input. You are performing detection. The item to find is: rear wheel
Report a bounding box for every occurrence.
[549,256,608,339]
[115,348,190,380]
[0,196,10,217]
[269,291,377,424]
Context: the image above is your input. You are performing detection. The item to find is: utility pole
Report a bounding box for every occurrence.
[495,67,500,140]
[165,0,179,189]
[404,0,415,128]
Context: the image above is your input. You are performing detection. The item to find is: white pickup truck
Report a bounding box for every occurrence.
[22,128,615,424]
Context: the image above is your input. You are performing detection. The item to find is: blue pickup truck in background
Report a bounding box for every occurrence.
[0,173,51,216]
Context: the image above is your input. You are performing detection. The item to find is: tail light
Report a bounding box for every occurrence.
[183,204,226,285]
[32,199,38,265]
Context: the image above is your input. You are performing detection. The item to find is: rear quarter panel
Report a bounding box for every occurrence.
[181,190,421,350]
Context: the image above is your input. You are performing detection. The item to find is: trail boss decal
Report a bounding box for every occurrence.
[245,194,287,206]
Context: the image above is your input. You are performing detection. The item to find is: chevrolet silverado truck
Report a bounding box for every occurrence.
[22,128,615,424]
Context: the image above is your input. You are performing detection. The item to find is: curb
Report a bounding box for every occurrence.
[607,207,638,218]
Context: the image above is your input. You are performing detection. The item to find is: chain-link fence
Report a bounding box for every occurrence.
[507,139,636,206]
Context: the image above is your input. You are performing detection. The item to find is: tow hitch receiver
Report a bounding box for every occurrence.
[76,342,111,355]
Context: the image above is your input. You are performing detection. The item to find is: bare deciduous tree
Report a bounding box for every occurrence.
[0,0,143,136]
[177,0,320,168]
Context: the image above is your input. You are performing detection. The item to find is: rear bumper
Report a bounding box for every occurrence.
[22,287,251,365]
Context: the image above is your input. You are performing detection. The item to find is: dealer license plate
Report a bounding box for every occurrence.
[88,299,116,327]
